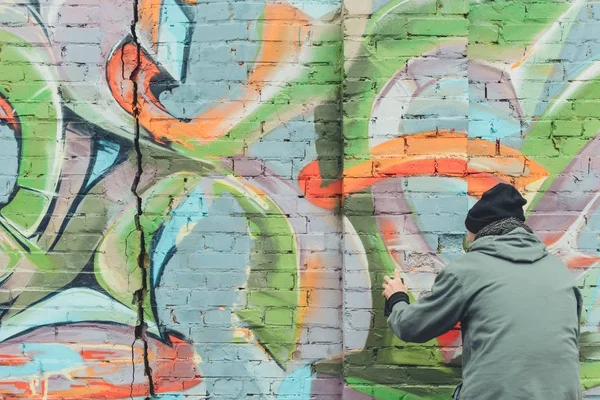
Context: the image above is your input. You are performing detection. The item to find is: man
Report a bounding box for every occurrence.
[382,183,582,399]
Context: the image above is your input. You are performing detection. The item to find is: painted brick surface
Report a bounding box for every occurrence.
[0,0,598,399]
[342,0,600,399]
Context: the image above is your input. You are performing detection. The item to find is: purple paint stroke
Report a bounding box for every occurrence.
[468,63,525,123]
[372,178,445,296]
[373,43,466,111]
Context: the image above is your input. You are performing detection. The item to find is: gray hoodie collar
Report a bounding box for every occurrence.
[468,227,548,263]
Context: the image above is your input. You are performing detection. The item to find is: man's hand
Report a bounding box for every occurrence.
[382,269,408,300]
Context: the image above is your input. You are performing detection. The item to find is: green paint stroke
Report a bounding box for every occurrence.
[343,191,456,395]
[95,172,204,326]
[344,0,453,165]
[346,376,454,400]
[216,181,300,366]
[0,29,63,236]
[468,0,569,58]
[523,77,600,210]
[0,220,58,273]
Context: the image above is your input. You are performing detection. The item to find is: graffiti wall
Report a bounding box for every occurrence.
[0,0,598,398]
[342,0,600,398]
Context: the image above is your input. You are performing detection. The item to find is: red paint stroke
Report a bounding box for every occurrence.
[566,255,600,269]
[437,323,462,357]
[107,2,311,149]
[0,355,30,367]
[80,349,120,360]
[0,95,19,133]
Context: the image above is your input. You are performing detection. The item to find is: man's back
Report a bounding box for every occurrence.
[385,227,582,399]
[454,228,581,399]
[384,185,582,399]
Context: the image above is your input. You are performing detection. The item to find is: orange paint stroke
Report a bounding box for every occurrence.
[379,218,397,245]
[298,131,548,209]
[297,253,322,333]
[0,355,30,367]
[107,3,311,148]
[138,0,162,52]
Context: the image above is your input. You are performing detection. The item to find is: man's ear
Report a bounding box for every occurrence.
[462,232,474,251]
[467,231,476,242]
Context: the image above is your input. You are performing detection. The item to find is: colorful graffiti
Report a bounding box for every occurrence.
[0,0,599,398]
[340,0,600,397]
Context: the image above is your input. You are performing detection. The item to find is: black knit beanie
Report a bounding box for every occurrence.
[465,183,527,234]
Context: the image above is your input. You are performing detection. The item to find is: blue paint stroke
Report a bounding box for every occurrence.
[0,288,151,343]
[158,0,192,81]
[133,395,185,400]
[0,124,19,205]
[276,365,314,399]
[151,186,207,288]
[469,103,521,141]
[286,0,340,19]
[86,140,120,190]
[372,0,398,14]
[403,177,468,261]
[248,115,318,180]
[0,343,81,378]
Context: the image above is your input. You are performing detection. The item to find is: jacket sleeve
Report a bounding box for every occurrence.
[386,268,466,343]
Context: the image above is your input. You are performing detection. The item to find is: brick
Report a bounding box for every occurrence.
[194,23,248,42]
[470,3,526,22]
[407,18,469,37]
[197,2,230,21]
[439,0,468,15]
[469,23,500,43]
[308,327,342,343]
[61,44,103,62]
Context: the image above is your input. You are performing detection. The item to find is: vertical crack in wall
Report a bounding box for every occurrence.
[339,4,347,400]
[129,0,155,397]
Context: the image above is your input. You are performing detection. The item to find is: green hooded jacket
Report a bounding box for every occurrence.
[387,228,582,399]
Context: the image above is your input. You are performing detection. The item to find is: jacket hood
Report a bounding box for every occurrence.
[468,227,548,263]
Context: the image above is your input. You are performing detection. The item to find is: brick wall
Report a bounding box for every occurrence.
[0,0,598,398]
